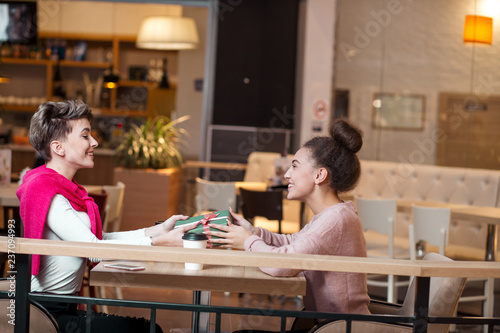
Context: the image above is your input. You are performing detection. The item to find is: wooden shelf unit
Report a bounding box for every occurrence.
[1,32,172,117]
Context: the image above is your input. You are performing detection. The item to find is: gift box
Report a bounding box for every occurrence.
[174,210,231,247]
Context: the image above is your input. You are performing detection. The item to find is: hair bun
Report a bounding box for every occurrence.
[329,119,363,153]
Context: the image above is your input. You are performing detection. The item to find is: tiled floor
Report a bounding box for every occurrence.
[97,285,500,333]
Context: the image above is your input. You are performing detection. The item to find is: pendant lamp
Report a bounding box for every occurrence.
[136,15,199,90]
[464,15,493,44]
[136,16,199,50]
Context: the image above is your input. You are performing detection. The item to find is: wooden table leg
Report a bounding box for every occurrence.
[485,224,498,261]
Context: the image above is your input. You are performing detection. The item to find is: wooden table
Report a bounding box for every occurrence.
[3,237,500,333]
[91,259,306,333]
[91,260,306,296]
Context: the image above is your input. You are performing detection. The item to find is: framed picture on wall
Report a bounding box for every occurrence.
[372,93,425,130]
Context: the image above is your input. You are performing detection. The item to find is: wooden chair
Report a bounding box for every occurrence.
[102,182,126,233]
[308,253,466,333]
[97,182,126,310]
[355,197,410,303]
[80,190,108,311]
[239,187,285,233]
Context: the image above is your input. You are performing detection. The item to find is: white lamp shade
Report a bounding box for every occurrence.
[136,16,199,50]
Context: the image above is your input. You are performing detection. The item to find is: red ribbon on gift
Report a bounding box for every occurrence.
[200,212,218,248]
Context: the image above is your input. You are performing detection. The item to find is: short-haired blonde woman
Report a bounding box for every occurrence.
[17,100,194,333]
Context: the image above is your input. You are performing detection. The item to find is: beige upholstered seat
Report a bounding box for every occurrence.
[308,252,466,333]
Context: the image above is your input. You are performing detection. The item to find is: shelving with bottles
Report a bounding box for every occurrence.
[0,32,177,117]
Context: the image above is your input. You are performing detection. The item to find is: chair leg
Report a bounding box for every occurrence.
[484,278,494,317]
[98,286,109,314]
[483,278,495,333]
[387,274,395,303]
[450,308,458,333]
[115,287,123,300]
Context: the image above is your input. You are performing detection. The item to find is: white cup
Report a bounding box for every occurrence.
[182,233,208,270]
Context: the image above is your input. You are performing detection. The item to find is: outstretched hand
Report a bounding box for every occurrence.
[205,208,259,250]
[161,214,190,232]
[147,214,198,247]
[152,220,198,247]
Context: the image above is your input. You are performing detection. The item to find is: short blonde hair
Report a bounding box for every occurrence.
[29,100,93,162]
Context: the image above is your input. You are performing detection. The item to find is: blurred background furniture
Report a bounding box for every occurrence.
[88,190,108,224]
[409,205,450,260]
[356,197,410,303]
[195,177,236,215]
[102,182,126,233]
[239,187,300,234]
[98,182,126,310]
[410,205,494,330]
[83,190,109,311]
[243,151,294,183]
[239,188,285,234]
[350,159,500,262]
[348,159,500,317]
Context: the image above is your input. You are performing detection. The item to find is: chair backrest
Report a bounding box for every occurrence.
[102,182,126,232]
[409,205,451,259]
[243,152,294,183]
[195,177,236,214]
[89,190,108,222]
[356,197,397,235]
[397,252,466,333]
[356,197,397,256]
[239,187,283,221]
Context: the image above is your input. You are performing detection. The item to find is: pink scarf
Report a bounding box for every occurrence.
[16,165,103,275]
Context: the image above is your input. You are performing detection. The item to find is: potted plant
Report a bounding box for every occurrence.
[113,115,189,231]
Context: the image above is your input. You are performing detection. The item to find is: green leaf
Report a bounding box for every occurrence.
[114,115,190,169]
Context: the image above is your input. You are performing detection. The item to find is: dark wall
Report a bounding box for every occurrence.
[212,0,299,129]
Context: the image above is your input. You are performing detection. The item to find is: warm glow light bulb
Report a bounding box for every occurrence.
[104,82,117,89]
[481,0,500,18]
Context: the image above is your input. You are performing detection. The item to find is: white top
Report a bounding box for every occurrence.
[31,194,152,294]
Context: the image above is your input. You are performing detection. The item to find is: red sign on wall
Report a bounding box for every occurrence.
[313,100,328,120]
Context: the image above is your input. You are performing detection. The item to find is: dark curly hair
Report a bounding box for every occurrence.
[302,119,363,193]
[29,100,94,162]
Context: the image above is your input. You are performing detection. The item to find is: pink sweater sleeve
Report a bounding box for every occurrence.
[243,202,364,277]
